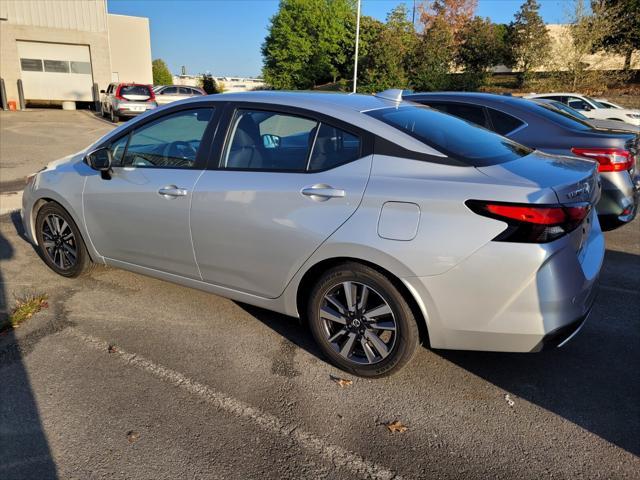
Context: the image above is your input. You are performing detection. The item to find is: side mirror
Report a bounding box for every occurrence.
[86,147,112,172]
[262,134,281,149]
[583,104,593,111]
[100,89,105,94]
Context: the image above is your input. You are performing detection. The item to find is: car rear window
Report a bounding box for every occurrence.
[366,106,532,167]
[119,85,151,97]
[529,102,594,131]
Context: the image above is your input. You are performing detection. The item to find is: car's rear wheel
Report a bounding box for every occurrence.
[35,203,93,278]
[307,263,419,377]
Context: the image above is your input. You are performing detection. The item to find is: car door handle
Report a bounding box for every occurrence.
[301,184,345,201]
[158,185,188,198]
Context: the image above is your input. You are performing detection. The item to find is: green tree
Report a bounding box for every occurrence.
[594,0,640,71]
[508,0,551,87]
[358,5,417,92]
[456,17,504,87]
[409,15,455,91]
[261,0,356,89]
[152,59,173,86]
[199,74,221,94]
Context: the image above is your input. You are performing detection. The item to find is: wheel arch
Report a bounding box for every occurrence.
[295,256,431,347]
[31,196,97,262]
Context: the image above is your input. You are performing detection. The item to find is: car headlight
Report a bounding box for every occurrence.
[626,113,640,119]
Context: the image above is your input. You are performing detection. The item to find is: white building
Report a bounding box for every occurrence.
[172,74,266,93]
[0,0,152,108]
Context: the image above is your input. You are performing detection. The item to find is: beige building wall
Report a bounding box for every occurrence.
[107,14,152,84]
[0,0,111,106]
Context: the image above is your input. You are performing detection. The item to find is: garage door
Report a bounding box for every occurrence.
[17,41,94,102]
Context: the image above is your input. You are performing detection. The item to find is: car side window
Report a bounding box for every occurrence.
[308,124,361,171]
[487,108,525,136]
[109,134,130,167]
[163,87,178,95]
[223,109,318,171]
[191,88,204,96]
[567,97,590,110]
[442,103,490,129]
[122,108,214,169]
[178,87,191,95]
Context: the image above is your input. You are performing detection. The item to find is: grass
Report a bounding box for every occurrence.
[0,293,49,333]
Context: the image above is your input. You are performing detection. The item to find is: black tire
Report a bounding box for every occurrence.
[35,202,93,278]
[110,109,118,123]
[307,262,419,377]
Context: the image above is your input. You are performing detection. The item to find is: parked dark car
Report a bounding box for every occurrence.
[404,92,639,229]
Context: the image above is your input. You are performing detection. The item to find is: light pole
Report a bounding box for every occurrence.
[352,0,361,93]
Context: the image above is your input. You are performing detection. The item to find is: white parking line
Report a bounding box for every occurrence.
[63,327,403,480]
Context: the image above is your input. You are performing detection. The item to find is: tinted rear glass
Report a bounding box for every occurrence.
[120,85,151,97]
[366,106,532,167]
[529,102,594,131]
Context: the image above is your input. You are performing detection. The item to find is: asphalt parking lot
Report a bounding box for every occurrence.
[0,110,639,479]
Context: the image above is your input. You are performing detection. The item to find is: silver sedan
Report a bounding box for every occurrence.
[22,91,604,377]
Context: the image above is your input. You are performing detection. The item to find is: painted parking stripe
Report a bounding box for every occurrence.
[64,328,403,480]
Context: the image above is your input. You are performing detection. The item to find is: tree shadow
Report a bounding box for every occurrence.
[0,214,58,479]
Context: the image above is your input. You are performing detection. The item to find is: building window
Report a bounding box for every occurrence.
[20,58,43,72]
[70,61,92,74]
[43,60,70,73]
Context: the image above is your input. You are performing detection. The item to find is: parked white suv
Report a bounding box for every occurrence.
[525,93,640,126]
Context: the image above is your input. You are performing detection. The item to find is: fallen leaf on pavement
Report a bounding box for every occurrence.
[126,430,139,443]
[504,394,515,407]
[386,421,408,433]
[108,344,117,353]
[330,375,353,388]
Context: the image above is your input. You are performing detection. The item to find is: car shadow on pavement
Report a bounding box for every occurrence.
[438,249,640,457]
[0,215,58,479]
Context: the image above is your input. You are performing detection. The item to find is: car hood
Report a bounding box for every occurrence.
[476,150,600,205]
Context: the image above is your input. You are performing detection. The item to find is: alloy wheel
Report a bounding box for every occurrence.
[319,281,397,365]
[41,213,78,270]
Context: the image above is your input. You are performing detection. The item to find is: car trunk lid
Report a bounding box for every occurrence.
[476,150,600,206]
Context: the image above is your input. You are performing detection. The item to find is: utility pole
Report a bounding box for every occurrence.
[412,0,416,25]
[352,0,361,93]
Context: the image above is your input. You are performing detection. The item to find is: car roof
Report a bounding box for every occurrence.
[183,90,409,113]
[405,91,541,109]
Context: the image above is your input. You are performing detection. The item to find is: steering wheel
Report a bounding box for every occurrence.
[164,140,197,160]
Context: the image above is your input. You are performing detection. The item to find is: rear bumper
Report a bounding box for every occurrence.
[597,170,638,222]
[402,211,604,353]
[532,303,594,352]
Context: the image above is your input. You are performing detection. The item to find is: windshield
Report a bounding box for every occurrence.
[120,85,151,97]
[584,96,606,108]
[366,106,532,167]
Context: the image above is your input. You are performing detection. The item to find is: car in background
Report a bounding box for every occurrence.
[21,90,603,376]
[153,85,206,105]
[595,99,625,109]
[524,93,640,126]
[404,92,639,229]
[532,98,640,134]
[100,83,157,123]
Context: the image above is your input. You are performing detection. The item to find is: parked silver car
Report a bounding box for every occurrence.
[22,91,604,377]
[100,83,158,123]
[153,85,206,105]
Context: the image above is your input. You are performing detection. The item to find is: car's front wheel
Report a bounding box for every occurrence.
[35,202,93,278]
[307,263,419,377]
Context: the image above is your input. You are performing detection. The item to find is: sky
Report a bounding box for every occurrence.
[107,0,570,78]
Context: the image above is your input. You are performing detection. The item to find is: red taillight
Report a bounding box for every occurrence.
[147,85,156,102]
[571,147,633,172]
[114,84,125,101]
[467,200,590,243]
